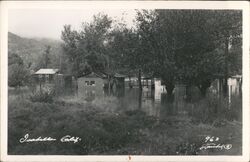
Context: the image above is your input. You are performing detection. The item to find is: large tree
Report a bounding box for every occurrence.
[61,10,242,98]
[135,10,241,96]
[61,13,112,77]
[109,24,144,87]
[136,10,177,95]
[208,11,242,96]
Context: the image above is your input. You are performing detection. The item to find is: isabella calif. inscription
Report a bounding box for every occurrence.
[19,134,81,143]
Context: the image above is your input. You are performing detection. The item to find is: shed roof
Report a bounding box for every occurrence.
[35,69,59,75]
[231,75,242,79]
[142,75,154,79]
[114,73,126,78]
[79,72,126,79]
[82,72,107,78]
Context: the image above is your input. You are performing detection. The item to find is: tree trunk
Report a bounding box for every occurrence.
[45,54,48,68]
[198,81,211,97]
[165,83,174,97]
[198,82,211,98]
[108,76,111,96]
[223,35,229,97]
[39,79,42,94]
[199,86,207,97]
[138,69,142,109]
[138,69,142,91]
[163,82,174,103]
[223,78,228,97]
[138,88,142,109]
[186,85,192,102]
[129,76,132,88]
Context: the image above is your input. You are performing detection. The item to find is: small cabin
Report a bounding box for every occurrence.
[77,72,126,100]
[33,68,64,92]
[228,75,242,96]
[125,77,138,88]
[34,68,59,82]
[113,73,126,89]
[77,72,107,99]
[209,75,242,97]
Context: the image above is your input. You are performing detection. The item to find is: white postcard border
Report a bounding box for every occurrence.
[1,1,249,162]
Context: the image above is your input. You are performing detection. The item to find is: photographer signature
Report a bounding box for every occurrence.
[199,136,232,150]
[19,134,81,143]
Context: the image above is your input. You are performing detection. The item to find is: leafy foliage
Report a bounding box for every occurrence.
[109,25,140,76]
[35,45,52,69]
[8,53,30,87]
[61,14,112,77]
[135,10,242,95]
[8,32,63,71]
[60,10,242,96]
[29,91,54,103]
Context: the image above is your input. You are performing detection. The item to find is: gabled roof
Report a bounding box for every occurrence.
[213,73,242,79]
[79,72,126,79]
[142,75,153,79]
[231,75,242,79]
[82,72,107,79]
[35,69,59,75]
[114,73,126,78]
[101,71,126,78]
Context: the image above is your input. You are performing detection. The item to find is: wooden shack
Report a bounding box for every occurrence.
[34,68,63,92]
[209,74,242,97]
[77,72,126,99]
[113,73,126,88]
[34,68,59,82]
[77,72,108,100]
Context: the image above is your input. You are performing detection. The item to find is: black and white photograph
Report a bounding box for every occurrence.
[0,1,249,162]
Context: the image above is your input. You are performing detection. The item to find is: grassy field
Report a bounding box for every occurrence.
[8,88,242,155]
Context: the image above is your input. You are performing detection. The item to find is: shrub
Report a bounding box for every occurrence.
[29,91,54,103]
[8,63,30,87]
[189,95,242,124]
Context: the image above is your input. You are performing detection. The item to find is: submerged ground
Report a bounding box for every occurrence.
[8,87,242,155]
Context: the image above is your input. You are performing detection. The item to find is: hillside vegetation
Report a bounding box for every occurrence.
[8,32,63,70]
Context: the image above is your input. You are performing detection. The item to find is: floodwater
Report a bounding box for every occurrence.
[8,82,242,155]
[61,82,242,121]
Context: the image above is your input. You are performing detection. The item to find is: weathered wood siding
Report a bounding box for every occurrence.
[77,77,105,99]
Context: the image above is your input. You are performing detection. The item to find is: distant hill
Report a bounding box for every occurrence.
[8,32,63,70]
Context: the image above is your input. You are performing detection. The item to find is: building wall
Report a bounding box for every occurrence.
[210,77,242,96]
[228,78,241,96]
[77,77,105,99]
[34,74,62,93]
[125,77,138,88]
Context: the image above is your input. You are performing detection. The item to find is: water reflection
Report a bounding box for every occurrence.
[61,85,174,118]
[59,81,241,121]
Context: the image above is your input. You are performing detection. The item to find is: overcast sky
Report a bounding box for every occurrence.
[8,9,136,40]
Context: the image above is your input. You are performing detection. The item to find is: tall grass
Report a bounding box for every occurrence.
[186,95,242,125]
[8,94,155,155]
[8,87,242,155]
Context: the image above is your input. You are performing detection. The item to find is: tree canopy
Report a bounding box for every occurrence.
[134,10,242,95]
[61,10,242,96]
[8,53,30,87]
[61,14,112,77]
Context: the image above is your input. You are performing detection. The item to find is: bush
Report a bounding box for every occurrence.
[189,95,242,124]
[29,91,54,103]
[8,52,30,88]
[101,115,140,149]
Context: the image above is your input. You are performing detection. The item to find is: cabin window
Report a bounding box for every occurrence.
[85,81,90,86]
[90,81,95,86]
[85,81,95,86]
